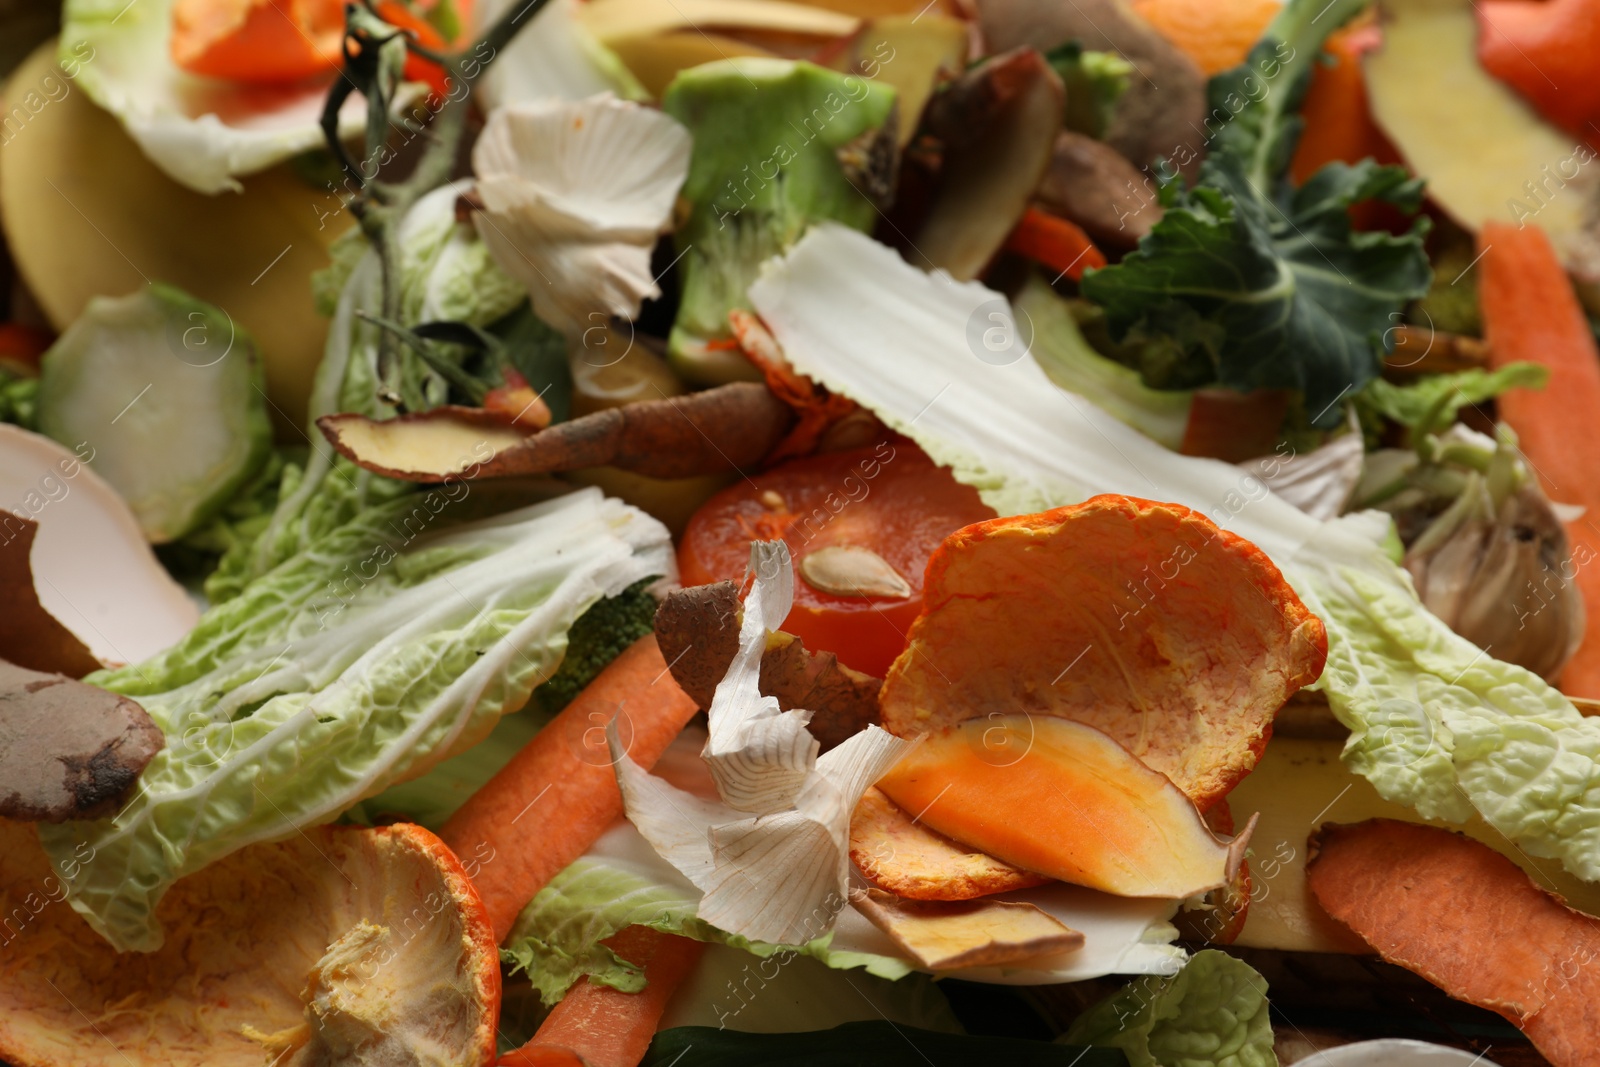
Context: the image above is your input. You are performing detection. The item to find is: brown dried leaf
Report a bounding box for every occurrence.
[0,660,162,821]
[850,786,1049,901]
[848,887,1084,971]
[0,511,101,678]
[653,581,881,750]
[319,384,793,484]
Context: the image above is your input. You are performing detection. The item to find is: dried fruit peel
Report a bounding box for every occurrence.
[0,819,499,1067]
[849,786,1049,900]
[1307,819,1600,1066]
[880,495,1327,808]
[848,887,1084,971]
[876,715,1252,899]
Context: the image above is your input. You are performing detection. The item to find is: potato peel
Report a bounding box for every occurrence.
[319,383,793,483]
[880,495,1328,808]
[848,887,1084,971]
[1307,818,1600,1066]
[849,786,1049,901]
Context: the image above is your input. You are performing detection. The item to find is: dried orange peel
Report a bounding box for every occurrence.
[849,786,1049,901]
[0,819,500,1067]
[880,495,1328,809]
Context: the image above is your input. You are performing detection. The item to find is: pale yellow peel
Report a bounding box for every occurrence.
[848,887,1084,970]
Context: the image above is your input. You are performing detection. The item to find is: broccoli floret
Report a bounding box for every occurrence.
[536,577,661,712]
[661,58,898,384]
[1045,41,1133,140]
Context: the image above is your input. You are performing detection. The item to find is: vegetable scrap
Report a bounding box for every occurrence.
[909,47,1064,281]
[0,511,100,678]
[876,714,1254,899]
[653,580,881,751]
[1308,819,1600,1066]
[879,498,1327,808]
[848,786,1049,901]
[849,888,1084,971]
[500,926,705,1067]
[0,660,161,822]
[13,0,1600,1058]
[471,94,692,336]
[1478,220,1600,695]
[612,542,911,944]
[439,636,699,942]
[320,382,793,482]
[0,819,499,1067]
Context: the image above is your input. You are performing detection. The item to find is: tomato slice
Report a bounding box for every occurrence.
[172,0,347,83]
[678,439,996,677]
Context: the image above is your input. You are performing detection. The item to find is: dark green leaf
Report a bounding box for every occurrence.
[1078,0,1431,427]
[641,1022,1128,1067]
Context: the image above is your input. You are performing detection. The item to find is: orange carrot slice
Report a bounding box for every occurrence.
[1004,207,1107,281]
[498,926,705,1067]
[1476,221,1600,696]
[439,635,700,941]
[171,0,346,83]
[1477,0,1600,139]
[879,496,1327,809]
[1307,819,1600,1066]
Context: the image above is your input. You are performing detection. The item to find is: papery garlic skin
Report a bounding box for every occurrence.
[472,94,691,335]
[609,541,912,946]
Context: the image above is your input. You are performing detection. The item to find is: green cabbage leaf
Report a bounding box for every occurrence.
[41,486,673,952]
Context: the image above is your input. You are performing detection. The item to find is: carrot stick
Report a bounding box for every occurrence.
[1476,221,1600,696]
[1004,207,1107,281]
[439,635,699,941]
[497,927,706,1067]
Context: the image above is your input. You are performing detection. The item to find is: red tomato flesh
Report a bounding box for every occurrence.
[677,439,996,677]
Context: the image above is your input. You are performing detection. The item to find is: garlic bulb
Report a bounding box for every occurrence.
[1400,431,1585,683]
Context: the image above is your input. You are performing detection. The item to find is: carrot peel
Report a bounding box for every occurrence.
[498,927,705,1067]
[1307,819,1600,1066]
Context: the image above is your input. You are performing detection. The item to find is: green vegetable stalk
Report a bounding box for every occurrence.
[663,58,897,384]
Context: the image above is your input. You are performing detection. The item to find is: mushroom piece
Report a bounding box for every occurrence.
[0,820,500,1067]
[1034,129,1165,251]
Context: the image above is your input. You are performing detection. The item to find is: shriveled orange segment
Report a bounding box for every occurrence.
[172,0,346,84]
[0,819,500,1067]
[876,715,1252,899]
[850,786,1049,900]
[849,888,1084,971]
[880,495,1327,808]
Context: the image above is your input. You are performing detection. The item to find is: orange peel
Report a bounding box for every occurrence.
[880,495,1328,809]
[0,819,500,1067]
[849,786,1049,901]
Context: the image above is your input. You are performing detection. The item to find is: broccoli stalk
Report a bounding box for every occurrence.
[662,58,898,384]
